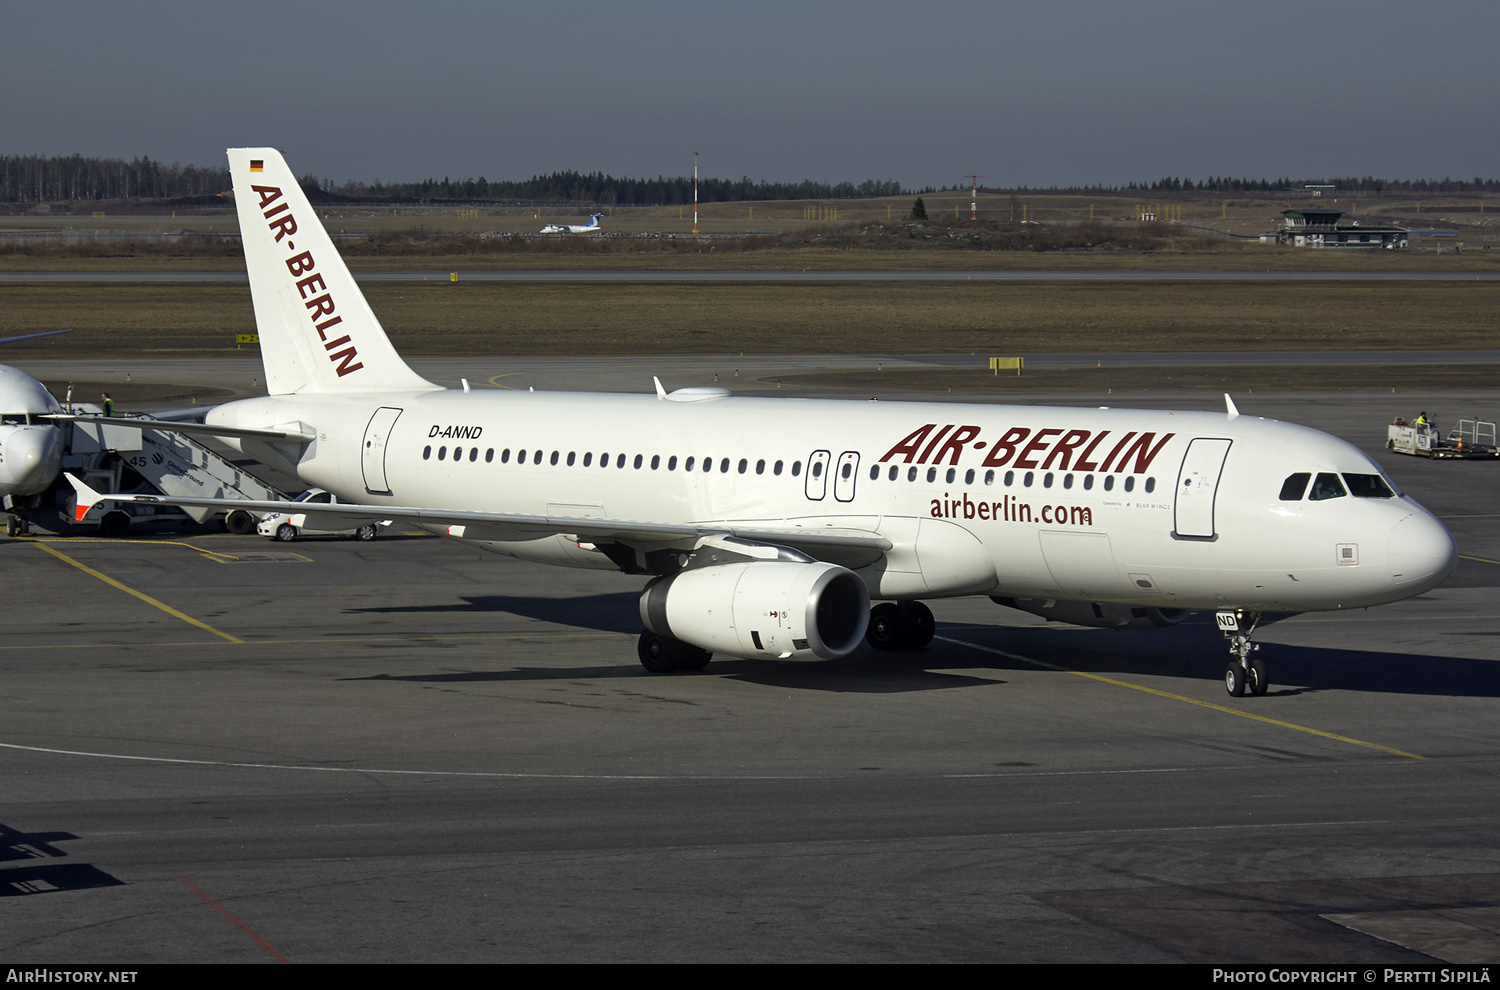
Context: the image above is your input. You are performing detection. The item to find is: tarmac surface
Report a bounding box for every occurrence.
[3,371,1500,963]
[3,268,1500,283]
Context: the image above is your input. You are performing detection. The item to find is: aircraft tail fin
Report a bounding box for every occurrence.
[227,148,434,396]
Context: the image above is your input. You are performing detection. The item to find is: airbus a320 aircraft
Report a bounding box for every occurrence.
[540,212,603,234]
[70,148,1458,696]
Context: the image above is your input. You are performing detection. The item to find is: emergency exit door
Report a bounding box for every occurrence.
[362,406,403,496]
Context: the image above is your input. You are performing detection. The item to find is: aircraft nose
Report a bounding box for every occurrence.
[2,428,63,496]
[1390,509,1458,592]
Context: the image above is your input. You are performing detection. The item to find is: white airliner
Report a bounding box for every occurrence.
[540,213,603,234]
[0,332,71,520]
[69,148,1459,696]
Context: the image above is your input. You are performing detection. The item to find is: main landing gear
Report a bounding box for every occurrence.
[1217,608,1267,698]
[637,630,713,674]
[865,601,936,652]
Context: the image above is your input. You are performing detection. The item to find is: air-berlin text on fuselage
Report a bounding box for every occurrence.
[250,184,364,379]
[880,423,1175,474]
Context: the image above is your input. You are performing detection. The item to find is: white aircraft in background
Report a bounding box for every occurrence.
[1,331,72,526]
[70,148,1459,696]
[540,213,603,234]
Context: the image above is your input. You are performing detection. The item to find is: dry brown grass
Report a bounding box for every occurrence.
[0,280,1496,358]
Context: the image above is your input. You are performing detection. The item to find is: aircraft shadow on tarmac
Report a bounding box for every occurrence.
[0,822,124,898]
[342,594,1500,698]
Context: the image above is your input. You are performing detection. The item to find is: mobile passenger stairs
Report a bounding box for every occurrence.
[58,409,285,536]
[1387,416,1500,460]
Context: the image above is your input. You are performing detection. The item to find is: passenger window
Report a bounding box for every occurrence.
[616,454,626,468]
[454,447,463,460]
[738,458,748,474]
[668,455,677,470]
[907,466,918,482]
[438,446,447,460]
[470,448,479,462]
[533,450,543,465]
[1043,472,1053,489]
[685,456,695,471]
[720,458,731,473]
[634,454,644,469]
[423,445,431,460]
[1023,471,1034,487]
[1343,474,1395,498]
[757,459,766,475]
[926,467,936,483]
[792,461,802,477]
[650,455,660,470]
[945,467,956,483]
[1144,477,1155,493]
[841,462,851,479]
[1279,473,1310,500]
[1309,472,1346,501]
[889,465,899,481]
[812,461,823,478]
[774,460,783,476]
[502,449,511,464]
[485,449,494,463]
[549,451,559,465]
[1003,470,1014,486]
[984,470,994,486]
[567,451,576,466]
[965,469,975,485]
[1103,476,1114,491]
[1124,477,1135,492]
[1083,474,1093,490]
[1063,474,1073,489]
[583,452,592,467]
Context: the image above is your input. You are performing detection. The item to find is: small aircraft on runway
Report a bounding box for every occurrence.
[69,148,1459,695]
[540,213,603,234]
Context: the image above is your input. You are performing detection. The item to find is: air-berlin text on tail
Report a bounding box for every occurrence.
[880,423,1175,474]
[250,184,364,379]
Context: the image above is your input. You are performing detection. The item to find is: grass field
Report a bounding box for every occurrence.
[0,281,1494,361]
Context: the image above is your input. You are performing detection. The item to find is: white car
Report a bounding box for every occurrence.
[256,488,388,542]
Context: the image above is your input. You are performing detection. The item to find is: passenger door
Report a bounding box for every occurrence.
[361,406,403,496]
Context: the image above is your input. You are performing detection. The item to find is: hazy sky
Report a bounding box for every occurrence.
[6,1,1495,189]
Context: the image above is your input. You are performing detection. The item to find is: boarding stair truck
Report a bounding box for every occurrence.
[67,413,286,535]
[1387,416,1500,460]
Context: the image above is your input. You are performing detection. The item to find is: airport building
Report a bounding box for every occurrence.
[1263,209,1409,248]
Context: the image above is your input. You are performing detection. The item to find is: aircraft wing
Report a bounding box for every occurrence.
[47,414,315,443]
[64,474,893,559]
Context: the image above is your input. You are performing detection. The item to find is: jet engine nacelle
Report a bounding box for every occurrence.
[992,596,1188,630]
[641,561,870,660]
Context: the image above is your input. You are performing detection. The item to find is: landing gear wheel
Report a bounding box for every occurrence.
[275,523,298,542]
[638,631,680,673]
[900,601,936,648]
[354,524,378,541]
[224,509,255,535]
[1248,657,1269,696]
[866,602,913,651]
[4,516,20,538]
[1225,662,1247,698]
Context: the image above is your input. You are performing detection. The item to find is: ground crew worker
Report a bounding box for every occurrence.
[101,393,114,417]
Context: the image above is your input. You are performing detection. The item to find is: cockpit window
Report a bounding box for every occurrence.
[1343,473,1395,498]
[1279,473,1310,501]
[1308,472,1347,501]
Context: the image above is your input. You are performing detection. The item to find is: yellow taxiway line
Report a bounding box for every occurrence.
[936,634,1425,761]
[31,541,244,644]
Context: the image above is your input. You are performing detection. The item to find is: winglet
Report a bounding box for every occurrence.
[1225,393,1240,421]
[64,473,104,523]
[654,376,666,399]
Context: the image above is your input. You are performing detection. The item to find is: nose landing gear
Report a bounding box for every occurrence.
[1217,608,1267,697]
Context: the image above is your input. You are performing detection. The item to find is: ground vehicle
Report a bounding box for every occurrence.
[1387,417,1500,459]
[256,488,388,541]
